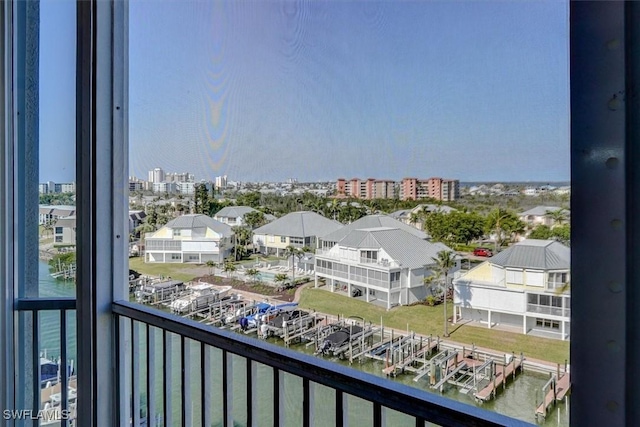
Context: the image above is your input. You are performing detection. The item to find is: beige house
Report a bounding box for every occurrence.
[252,211,342,256]
[145,214,233,263]
[453,239,571,340]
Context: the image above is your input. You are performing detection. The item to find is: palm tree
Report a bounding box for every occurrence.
[274,273,288,291]
[429,250,457,337]
[284,245,303,287]
[486,208,511,252]
[246,268,260,284]
[545,208,569,227]
[205,260,215,275]
[222,262,236,278]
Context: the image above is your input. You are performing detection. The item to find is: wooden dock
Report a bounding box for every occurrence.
[535,373,571,419]
[474,357,522,401]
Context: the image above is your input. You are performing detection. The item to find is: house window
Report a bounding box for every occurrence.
[55,236,63,243]
[506,268,523,284]
[173,229,181,236]
[360,250,378,263]
[55,227,63,234]
[280,236,287,243]
[535,318,560,330]
[170,253,181,261]
[290,237,304,245]
[548,272,568,289]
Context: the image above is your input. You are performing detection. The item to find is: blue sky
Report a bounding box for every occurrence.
[41,0,570,183]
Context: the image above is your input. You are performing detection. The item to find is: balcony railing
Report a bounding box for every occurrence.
[316,249,401,268]
[16,298,77,427]
[113,300,532,427]
[526,303,568,318]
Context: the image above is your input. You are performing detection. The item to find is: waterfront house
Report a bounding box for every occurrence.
[53,215,76,246]
[453,239,570,340]
[144,214,233,263]
[319,214,428,249]
[252,211,342,256]
[519,206,570,228]
[213,205,263,227]
[315,226,457,309]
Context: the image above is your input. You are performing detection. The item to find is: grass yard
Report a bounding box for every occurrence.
[128,257,205,282]
[299,288,570,364]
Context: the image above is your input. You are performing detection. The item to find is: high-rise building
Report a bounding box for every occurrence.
[215,175,228,189]
[148,167,165,183]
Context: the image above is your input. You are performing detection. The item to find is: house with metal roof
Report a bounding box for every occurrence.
[38,204,77,225]
[320,214,428,248]
[453,239,571,340]
[389,204,456,231]
[315,226,456,309]
[519,206,570,228]
[252,211,342,256]
[213,206,262,227]
[145,214,233,263]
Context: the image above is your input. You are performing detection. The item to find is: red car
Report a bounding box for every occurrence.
[473,247,493,257]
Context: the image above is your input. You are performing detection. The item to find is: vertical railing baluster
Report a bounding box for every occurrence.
[309,381,316,427]
[302,378,310,427]
[201,344,210,427]
[415,416,425,427]
[60,309,68,427]
[246,358,253,427]
[164,330,171,427]
[222,349,232,427]
[32,310,39,427]
[147,324,155,427]
[336,390,346,427]
[132,321,140,426]
[182,336,192,427]
[115,314,122,424]
[373,402,382,427]
[273,367,280,427]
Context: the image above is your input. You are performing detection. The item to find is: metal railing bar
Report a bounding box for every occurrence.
[113,301,527,427]
[132,321,140,427]
[374,402,382,427]
[147,323,155,427]
[60,309,68,427]
[303,378,310,427]
[416,417,425,427]
[273,367,280,427]
[182,336,191,427]
[335,390,344,427]
[115,315,122,425]
[309,380,316,427]
[32,310,39,427]
[222,349,230,427]
[163,330,169,427]
[16,298,76,311]
[246,358,253,427]
[202,344,211,427]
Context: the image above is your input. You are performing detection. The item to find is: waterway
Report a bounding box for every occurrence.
[39,261,569,426]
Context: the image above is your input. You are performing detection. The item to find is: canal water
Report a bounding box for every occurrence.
[39,261,569,426]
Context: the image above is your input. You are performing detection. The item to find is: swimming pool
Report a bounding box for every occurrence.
[256,270,289,282]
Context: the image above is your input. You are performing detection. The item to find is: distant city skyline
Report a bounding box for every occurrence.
[40,1,570,183]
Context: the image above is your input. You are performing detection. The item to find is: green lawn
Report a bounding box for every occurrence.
[299,288,570,364]
[128,257,204,282]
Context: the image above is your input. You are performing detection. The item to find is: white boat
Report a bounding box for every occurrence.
[169,283,232,314]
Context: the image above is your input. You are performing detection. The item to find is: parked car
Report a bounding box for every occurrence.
[473,247,493,257]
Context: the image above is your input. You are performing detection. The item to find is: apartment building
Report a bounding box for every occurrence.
[400,177,460,201]
[38,181,76,194]
[335,178,394,199]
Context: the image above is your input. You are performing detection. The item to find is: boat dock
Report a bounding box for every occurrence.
[535,364,571,420]
[473,353,524,402]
